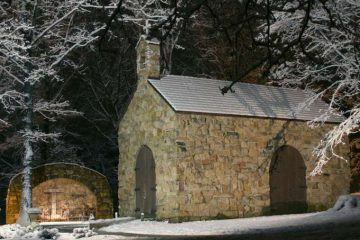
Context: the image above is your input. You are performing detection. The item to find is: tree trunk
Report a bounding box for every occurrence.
[17,82,34,226]
[17,0,34,226]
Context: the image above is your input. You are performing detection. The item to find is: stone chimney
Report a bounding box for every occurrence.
[136,35,160,81]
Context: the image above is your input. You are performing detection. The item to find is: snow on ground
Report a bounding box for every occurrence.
[0,224,125,240]
[57,233,140,240]
[1,210,360,239]
[0,224,43,239]
[100,212,318,236]
[2,195,359,239]
[100,210,360,237]
[2,210,360,239]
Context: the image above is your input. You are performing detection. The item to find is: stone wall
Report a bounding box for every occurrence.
[175,114,350,221]
[119,35,180,219]
[118,77,180,219]
[6,163,113,224]
[118,79,350,222]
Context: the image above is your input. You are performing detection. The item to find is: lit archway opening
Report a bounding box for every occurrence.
[33,178,97,221]
[6,163,113,223]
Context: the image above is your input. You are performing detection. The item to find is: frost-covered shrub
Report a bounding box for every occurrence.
[0,224,59,239]
[0,224,27,239]
[72,227,97,239]
[37,228,59,240]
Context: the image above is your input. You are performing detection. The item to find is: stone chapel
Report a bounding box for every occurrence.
[118,35,350,222]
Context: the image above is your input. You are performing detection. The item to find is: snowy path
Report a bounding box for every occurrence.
[1,210,360,239]
[99,210,360,238]
[100,212,318,236]
[1,195,360,240]
[57,233,148,240]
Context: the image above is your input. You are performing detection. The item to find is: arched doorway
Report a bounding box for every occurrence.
[135,146,156,218]
[270,145,307,214]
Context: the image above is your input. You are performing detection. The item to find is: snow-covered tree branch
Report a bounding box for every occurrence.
[0,0,105,225]
[227,0,359,175]
[268,0,359,175]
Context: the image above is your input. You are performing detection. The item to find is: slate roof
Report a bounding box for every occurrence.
[148,75,343,123]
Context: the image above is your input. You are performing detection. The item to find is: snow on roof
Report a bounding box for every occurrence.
[148,75,343,123]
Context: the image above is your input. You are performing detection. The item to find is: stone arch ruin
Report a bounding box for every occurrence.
[6,163,113,223]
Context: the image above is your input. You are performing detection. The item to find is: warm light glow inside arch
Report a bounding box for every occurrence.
[32,178,97,221]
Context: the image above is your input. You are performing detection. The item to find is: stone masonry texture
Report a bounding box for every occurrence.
[6,163,113,224]
[118,37,350,222]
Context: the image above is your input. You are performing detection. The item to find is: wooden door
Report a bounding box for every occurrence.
[270,145,307,214]
[135,146,156,218]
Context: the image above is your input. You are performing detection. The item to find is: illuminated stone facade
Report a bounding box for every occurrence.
[118,36,351,222]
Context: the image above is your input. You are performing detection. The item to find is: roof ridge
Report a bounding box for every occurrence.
[162,74,307,93]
